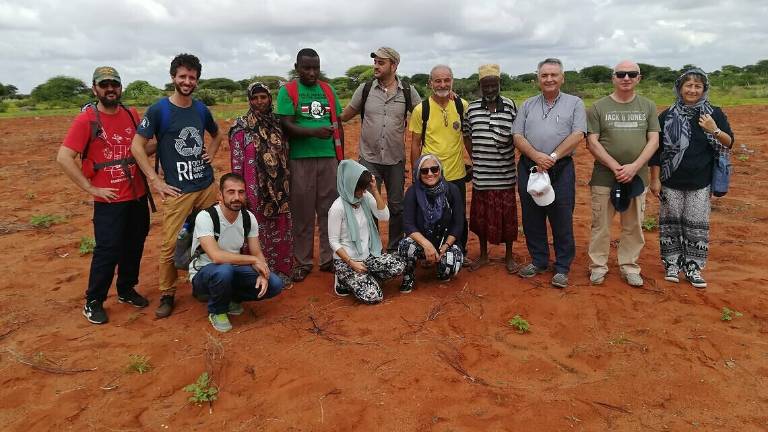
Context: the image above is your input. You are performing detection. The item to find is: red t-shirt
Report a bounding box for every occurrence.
[63,106,147,203]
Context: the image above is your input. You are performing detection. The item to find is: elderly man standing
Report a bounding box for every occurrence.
[587,60,660,287]
[340,47,421,251]
[463,64,519,272]
[511,58,586,288]
[409,65,470,253]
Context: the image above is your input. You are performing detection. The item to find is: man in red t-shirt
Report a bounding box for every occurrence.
[57,66,152,325]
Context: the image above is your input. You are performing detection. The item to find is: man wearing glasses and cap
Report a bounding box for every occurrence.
[340,47,422,251]
[511,58,586,289]
[586,60,660,287]
[58,66,151,324]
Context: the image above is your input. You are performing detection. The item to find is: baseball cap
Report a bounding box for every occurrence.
[370,47,400,64]
[93,66,121,84]
[527,167,555,206]
[611,176,645,212]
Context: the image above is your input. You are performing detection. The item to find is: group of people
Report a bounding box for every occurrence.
[58,48,734,332]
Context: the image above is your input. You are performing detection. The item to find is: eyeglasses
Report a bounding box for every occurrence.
[614,71,639,79]
[97,80,121,89]
[419,166,440,175]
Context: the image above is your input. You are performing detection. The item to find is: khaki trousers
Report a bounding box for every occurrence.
[159,184,218,293]
[588,185,647,276]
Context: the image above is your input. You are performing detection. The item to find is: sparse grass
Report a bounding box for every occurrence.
[508,315,530,334]
[126,354,152,374]
[721,307,743,322]
[737,154,749,162]
[30,214,65,228]
[184,372,218,405]
[642,216,658,232]
[608,334,631,345]
[78,236,96,255]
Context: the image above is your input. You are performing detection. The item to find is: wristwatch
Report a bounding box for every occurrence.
[712,128,722,137]
[549,152,558,161]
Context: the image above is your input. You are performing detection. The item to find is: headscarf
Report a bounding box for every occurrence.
[230,82,290,216]
[413,154,449,235]
[337,160,382,257]
[660,68,720,181]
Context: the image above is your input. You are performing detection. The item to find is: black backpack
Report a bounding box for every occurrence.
[419,96,464,148]
[174,205,252,270]
[359,80,413,123]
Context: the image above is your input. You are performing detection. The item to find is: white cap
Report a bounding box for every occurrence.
[526,169,555,206]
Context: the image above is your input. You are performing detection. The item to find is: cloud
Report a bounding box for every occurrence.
[1,0,766,92]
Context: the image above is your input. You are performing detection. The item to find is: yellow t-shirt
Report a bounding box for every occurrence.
[409,97,469,182]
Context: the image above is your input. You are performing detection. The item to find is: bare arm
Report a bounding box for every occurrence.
[513,134,554,170]
[615,131,659,183]
[552,131,585,159]
[649,165,661,198]
[131,133,181,199]
[340,105,358,123]
[205,128,222,160]
[410,132,422,173]
[56,146,118,201]
[586,132,621,175]
[463,135,472,158]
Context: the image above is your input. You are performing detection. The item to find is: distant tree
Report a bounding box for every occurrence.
[516,73,537,83]
[345,65,374,85]
[0,83,18,98]
[198,77,241,92]
[164,82,175,92]
[499,73,514,91]
[30,76,89,102]
[563,70,584,84]
[579,65,613,83]
[287,70,329,82]
[123,80,164,105]
[246,75,286,91]
[720,65,743,74]
[410,73,430,87]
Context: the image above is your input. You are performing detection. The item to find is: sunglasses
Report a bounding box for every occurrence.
[614,71,639,79]
[419,166,440,175]
[97,80,121,89]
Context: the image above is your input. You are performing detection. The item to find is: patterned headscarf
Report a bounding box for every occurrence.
[337,160,382,257]
[413,154,449,236]
[660,68,719,181]
[229,82,289,216]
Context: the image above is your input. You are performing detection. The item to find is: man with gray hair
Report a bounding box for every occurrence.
[341,47,422,251]
[409,64,470,253]
[511,58,587,288]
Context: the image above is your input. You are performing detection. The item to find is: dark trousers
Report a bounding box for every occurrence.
[358,157,405,252]
[192,264,284,314]
[448,179,469,253]
[517,157,575,274]
[86,196,150,302]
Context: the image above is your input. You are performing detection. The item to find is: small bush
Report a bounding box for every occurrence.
[508,315,530,334]
[184,372,218,405]
[30,214,65,228]
[79,236,96,255]
[721,307,743,322]
[126,354,152,374]
[642,217,658,232]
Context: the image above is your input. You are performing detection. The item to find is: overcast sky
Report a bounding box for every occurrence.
[2,0,766,92]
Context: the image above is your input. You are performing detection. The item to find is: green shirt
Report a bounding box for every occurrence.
[587,95,660,187]
[275,81,342,159]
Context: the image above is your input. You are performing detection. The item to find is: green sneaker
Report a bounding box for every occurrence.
[208,313,232,332]
[227,302,244,316]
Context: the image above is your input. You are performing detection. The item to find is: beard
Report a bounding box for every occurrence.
[223,199,243,212]
[98,93,120,108]
[434,89,450,98]
[482,94,498,102]
[174,82,195,96]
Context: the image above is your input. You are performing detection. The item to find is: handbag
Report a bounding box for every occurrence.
[711,150,731,197]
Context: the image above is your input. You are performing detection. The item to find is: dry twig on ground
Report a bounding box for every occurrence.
[4,348,97,374]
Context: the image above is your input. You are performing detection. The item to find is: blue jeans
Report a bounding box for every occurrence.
[192,264,283,314]
[517,157,576,274]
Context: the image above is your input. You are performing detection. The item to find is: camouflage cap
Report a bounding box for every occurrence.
[93,66,121,84]
[370,47,400,65]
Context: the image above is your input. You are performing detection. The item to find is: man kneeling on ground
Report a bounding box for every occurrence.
[189,173,284,332]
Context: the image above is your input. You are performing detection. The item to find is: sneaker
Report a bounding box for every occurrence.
[622,273,644,287]
[551,273,569,289]
[83,300,108,324]
[155,295,175,319]
[664,265,680,283]
[518,263,547,278]
[208,313,232,332]
[590,270,606,285]
[685,269,707,289]
[399,278,414,293]
[334,282,351,297]
[117,290,149,308]
[227,302,244,315]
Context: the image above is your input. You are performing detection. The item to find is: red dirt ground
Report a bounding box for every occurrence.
[0,106,767,431]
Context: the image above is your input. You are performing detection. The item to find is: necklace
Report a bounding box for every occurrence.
[540,94,561,119]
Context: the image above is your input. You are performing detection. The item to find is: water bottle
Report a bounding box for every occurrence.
[177,222,190,240]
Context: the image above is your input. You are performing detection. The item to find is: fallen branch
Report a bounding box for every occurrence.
[319,388,341,424]
[436,350,488,386]
[592,400,632,414]
[5,349,97,374]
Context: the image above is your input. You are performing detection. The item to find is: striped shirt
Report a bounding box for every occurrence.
[462,96,517,190]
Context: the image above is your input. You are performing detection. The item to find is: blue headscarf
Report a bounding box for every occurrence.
[337,160,382,257]
[413,154,448,234]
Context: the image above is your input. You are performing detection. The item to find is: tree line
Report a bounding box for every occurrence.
[2,60,767,111]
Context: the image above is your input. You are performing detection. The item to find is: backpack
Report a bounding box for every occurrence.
[359,80,413,123]
[81,102,157,212]
[153,97,209,174]
[174,205,252,270]
[419,96,465,148]
[283,79,344,161]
